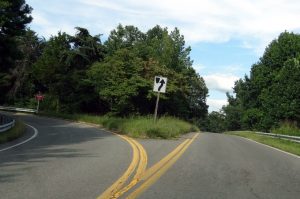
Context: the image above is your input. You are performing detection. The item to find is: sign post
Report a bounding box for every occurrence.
[35,92,44,113]
[154,92,160,121]
[153,76,167,121]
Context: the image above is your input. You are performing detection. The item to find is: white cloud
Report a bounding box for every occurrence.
[207,98,228,112]
[203,74,239,93]
[73,0,300,54]
[28,0,300,54]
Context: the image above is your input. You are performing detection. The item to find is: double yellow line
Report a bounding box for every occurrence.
[97,134,147,199]
[97,133,199,199]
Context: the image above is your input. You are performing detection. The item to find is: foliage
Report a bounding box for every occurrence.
[119,116,199,138]
[1,1,208,124]
[0,0,32,103]
[87,24,208,119]
[272,121,300,136]
[32,28,105,113]
[200,111,226,133]
[223,31,300,131]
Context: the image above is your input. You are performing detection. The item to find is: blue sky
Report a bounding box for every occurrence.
[26,0,300,112]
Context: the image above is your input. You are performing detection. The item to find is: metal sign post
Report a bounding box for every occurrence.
[35,92,44,114]
[153,76,167,122]
[37,100,40,114]
[154,92,160,121]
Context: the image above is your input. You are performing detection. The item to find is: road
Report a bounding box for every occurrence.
[0,113,299,199]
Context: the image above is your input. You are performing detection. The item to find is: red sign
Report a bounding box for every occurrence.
[35,94,44,101]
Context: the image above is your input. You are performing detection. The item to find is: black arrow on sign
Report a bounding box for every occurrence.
[156,77,160,83]
[158,79,165,91]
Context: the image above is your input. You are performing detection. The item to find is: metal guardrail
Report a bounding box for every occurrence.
[0,106,36,113]
[255,131,300,143]
[0,114,15,133]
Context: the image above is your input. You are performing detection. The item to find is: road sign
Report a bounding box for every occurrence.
[35,92,44,114]
[35,94,44,101]
[153,76,167,121]
[153,76,167,93]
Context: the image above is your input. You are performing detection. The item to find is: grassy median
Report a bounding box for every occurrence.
[41,112,199,139]
[225,131,300,156]
[0,120,26,144]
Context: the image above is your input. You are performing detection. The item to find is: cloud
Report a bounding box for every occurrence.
[77,0,300,54]
[28,0,300,54]
[207,98,228,112]
[203,74,239,93]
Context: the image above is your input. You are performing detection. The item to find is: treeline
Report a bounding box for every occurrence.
[0,0,208,121]
[204,32,300,132]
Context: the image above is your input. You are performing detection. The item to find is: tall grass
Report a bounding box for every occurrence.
[120,116,199,138]
[41,112,199,139]
[272,122,300,136]
[0,120,26,144]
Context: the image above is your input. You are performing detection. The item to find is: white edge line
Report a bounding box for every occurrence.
[0,124,38,152]
[238,136,300,159]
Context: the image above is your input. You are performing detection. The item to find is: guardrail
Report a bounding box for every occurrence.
[0,106,36,113]
[255,132,300,143]
[0,114,15,133]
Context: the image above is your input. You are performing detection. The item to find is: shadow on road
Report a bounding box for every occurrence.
[0,112,116,182]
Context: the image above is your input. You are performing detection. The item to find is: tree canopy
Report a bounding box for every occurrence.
[0,2,208,122]
[222,32,300,131]
[0,0,32,103]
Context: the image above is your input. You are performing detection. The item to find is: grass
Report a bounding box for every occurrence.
[0,120,26,144]
[272,122,300,136]
[225,131,300,156]
[41,112,199,139]
[119,116,199,138]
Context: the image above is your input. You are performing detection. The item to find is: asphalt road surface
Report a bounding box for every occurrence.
[0,113,299,199]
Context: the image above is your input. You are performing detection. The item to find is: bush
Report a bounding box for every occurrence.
[272,121,300,136]
[114,116,198,138]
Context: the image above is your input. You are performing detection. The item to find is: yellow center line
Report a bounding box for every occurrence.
[97,132,199,199]
[140,139,190,181]
[112,139,148,198]
[97,135,140,199]
[127,133,199,199]
[112,139,189,198]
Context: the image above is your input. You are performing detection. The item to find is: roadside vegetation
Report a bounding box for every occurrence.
[0,121,26,144]
[0,0,208,126]
[225,131,300,156]
[41,112,198,139]
[272,122,300,136]
[202,32,300,134]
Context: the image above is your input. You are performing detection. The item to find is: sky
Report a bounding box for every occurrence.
[26,0,300,112]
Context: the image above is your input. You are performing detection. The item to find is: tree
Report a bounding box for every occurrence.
[88,48,148,114]
[0,0,32,103]
[223,31,300,131]
[200,111,226,133]
[32,28,105,112]
[222,92,242,130]
[105,24,145,55]
[7,29,45,102]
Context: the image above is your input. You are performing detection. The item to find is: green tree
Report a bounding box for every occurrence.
[0,0,32,103]
[7,29,45,102]
[224,31,300,131]
[33,28,105,112]
[201,111,226,133]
